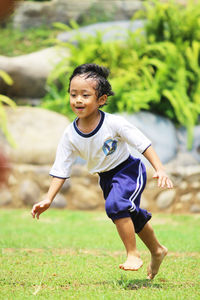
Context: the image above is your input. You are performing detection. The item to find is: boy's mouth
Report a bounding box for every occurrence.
[75,106,85,110]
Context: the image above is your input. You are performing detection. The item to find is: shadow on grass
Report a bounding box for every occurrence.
[116,277,162,290]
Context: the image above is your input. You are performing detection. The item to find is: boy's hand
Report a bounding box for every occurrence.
[31,198,51,219]
[153,170,173,189]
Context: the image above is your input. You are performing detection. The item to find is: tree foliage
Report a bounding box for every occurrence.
[42,0,200,148]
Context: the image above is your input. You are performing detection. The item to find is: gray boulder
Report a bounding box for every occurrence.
[51,193,67,208]
[0,188,12,206]
[0,106,70,165]
[71,184,101,210]
[156,189,176,209]
[13,0,143,30]
[177,126,200,163]
[0,47,68,98]
[190,204,200,213]
[19,179,40,206]
[13,0,92,30]
[58,20,144,43]
[116,111,178,165]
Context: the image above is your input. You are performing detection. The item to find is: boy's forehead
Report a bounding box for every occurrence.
[70,75,97,90]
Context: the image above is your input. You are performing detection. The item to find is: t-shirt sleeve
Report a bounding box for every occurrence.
[49,130,76,178]
[116,116,151,153]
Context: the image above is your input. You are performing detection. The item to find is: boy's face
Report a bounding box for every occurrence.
[69,75,107,119]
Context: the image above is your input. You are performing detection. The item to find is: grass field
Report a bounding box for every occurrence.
[0,209,200,299]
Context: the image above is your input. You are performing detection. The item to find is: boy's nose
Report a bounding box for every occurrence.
[75,96,83,103]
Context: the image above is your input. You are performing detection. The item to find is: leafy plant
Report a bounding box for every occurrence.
[0,71,16,147]
[42,0,200,148]
[0,24,63,57]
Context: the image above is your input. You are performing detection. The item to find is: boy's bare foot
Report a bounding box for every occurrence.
[119,255,143,271]
[147,246,168,280]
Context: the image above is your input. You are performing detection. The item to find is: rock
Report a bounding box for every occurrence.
[58,20,144,43]
[13,0,91,30]
[13,0,143,30]
[19,179,40,206]
[71,184,101,210]
[177,126,200,163]
[156,190,176,209]
[175,202,183,210]
[180,193,192,203]
[116,111,178,165]
[191,181,200,189]
[71,165,88,177]
[166,163,200,177]
[179,181,188,190]
[51,193,67,208]
[140,195,148,209]
[166,152,199,169]
[8,174,17,186]
[196,192,200,202]
[0,47,68,98]
[0,188,12,206]
[146,180,157,189]
[34,165,52,189]
[190,204,200,213]
[0,107,70,164]
[60,179,71,193]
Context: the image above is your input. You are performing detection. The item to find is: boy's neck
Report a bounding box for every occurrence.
[76,110,101,133]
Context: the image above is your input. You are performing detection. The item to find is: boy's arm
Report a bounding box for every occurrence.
[143,145,173,189]
[31,177,66,219]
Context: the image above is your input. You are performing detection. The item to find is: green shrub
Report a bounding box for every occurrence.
[42,0,200,148]
[0,71,16,147]
[0,24,62,57]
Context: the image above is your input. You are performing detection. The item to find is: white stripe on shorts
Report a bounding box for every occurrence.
[129,161,143,212]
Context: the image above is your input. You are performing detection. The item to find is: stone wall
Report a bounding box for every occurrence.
[1,161,200,214]
[1,106,200,214]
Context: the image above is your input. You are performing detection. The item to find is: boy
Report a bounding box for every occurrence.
[32,63,173,279]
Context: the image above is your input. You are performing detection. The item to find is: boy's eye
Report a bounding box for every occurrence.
[83,94,90,97]
[70,94,76,97]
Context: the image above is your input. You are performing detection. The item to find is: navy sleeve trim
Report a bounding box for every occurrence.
[142,144,151,154]
[49,174,70,179]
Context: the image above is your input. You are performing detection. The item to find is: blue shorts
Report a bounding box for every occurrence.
[99,155,152,233]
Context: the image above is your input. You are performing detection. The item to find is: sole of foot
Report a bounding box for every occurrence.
[119,256,143,271]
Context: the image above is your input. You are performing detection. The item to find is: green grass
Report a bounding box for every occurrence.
[0,24,62,57]
[0,209,200,299]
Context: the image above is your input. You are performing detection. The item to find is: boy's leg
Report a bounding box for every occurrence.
[114,217,143,271]
[137,222,168,279]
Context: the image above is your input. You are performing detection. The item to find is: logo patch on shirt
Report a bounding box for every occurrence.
[102,139,118,156]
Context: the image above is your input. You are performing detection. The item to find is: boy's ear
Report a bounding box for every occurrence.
[98,94,107,106]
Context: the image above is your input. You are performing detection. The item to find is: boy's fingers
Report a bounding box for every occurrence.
[161,176,167,188]
[31,208,36,218]
[158,177,162,187]
[31,204,41,218]
[167,179,173,188]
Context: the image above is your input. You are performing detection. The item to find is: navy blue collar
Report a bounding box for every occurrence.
[73,110,105,138]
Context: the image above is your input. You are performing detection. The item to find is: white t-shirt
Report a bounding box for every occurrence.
[50,111,151,178]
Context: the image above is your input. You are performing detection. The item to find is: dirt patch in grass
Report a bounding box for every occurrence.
[2,248,200,258]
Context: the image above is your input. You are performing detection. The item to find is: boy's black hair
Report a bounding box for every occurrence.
[68,63,115,101]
